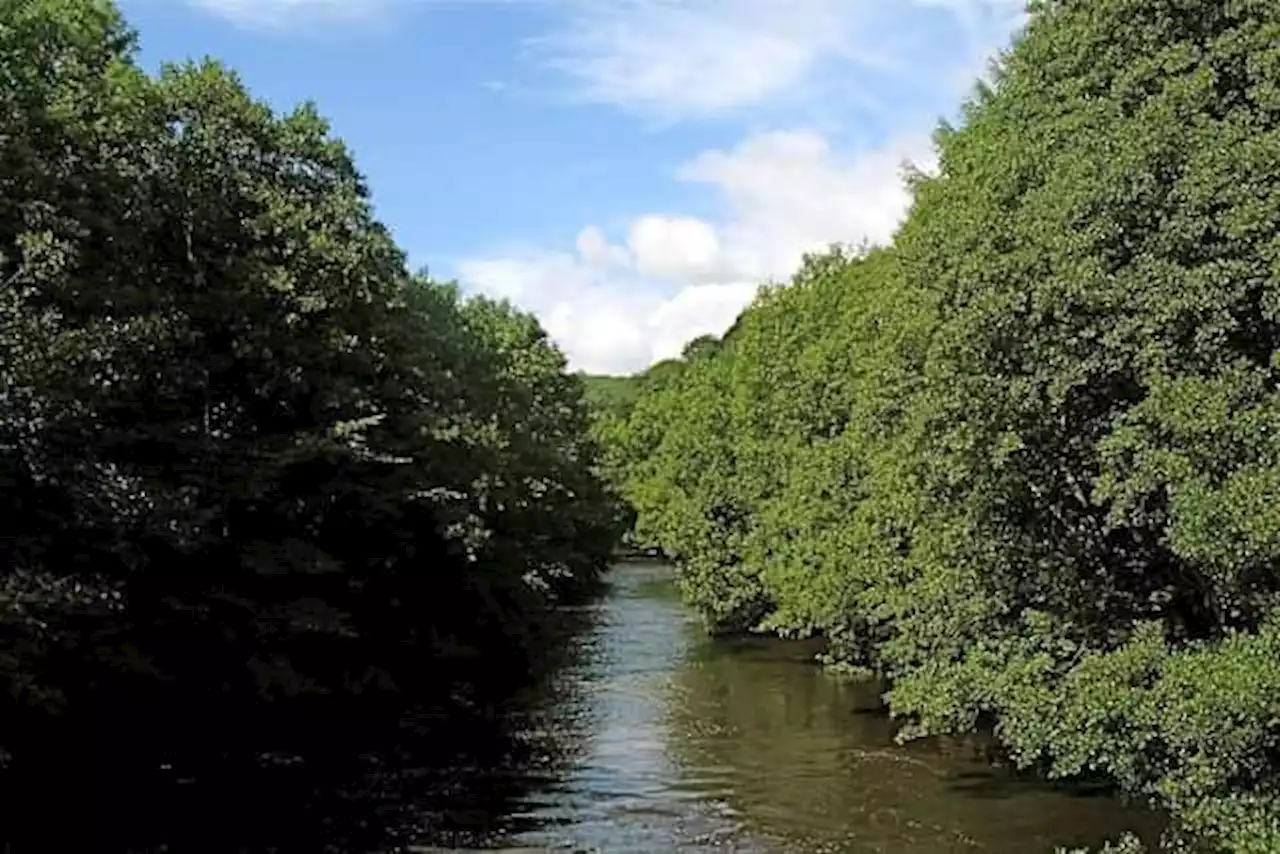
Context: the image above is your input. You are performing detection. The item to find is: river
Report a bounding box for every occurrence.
[416,561,1158,853]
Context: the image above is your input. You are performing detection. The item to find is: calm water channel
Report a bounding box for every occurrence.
[420,561,1158,853]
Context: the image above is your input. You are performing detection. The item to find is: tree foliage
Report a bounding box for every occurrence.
[601,1,1280,850]
[0,2,621,849]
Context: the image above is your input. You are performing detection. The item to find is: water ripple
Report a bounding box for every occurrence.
[426,562,1158,854]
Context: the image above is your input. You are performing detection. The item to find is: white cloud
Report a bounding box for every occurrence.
[187,0,386,29]
[533,0,855,119]
[575,226,630,269]
[458,249,663,375]
[454,0,1025,374]
[181,0,1027,121]
[458,129,934,374]
[648,281,761,362]
[176,0,1026,374]
[680,130,936,280]
[536,0,1028,120]
[181,0,1027,104]
[627,216,723,282]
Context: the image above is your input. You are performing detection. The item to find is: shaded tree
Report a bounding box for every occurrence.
[0,2,622,849]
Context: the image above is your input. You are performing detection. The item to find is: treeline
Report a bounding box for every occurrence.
[0,1,620,850]
[598,1,1280,851]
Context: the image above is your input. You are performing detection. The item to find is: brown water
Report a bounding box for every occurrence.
[424,561,1158,853]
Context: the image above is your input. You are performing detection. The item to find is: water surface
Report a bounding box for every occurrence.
[426,561,1157,853]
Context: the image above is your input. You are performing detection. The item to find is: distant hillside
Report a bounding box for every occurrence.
[579,335,728,423]
[579,373,643,422]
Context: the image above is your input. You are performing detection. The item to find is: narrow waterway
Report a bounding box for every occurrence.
[422,561,1158,853]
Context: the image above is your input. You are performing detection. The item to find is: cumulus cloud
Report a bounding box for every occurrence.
[177,0,1027,373]
[574,226,630,269]
[647,282,761,361]
[627,216,723,282]
[680,130,936,280]
[457,249,663,375]
[454,0,1025,374]
[459,129,933,374]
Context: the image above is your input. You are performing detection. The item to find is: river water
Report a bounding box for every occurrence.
[419,561,1157,853]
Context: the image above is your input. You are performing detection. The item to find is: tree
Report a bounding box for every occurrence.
[603,1,1280,849]
[0,3,621,849]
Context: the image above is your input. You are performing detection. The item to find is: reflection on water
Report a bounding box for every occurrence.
[424,562,1158,853]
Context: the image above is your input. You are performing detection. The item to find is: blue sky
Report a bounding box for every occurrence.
[119,0,1026,374]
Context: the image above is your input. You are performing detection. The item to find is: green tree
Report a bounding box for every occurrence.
[604,1,1280,850]
[0,2,620,848]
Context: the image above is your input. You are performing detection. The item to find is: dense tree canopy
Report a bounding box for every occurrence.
[601,1,1280,851]
[0,2,621,849]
